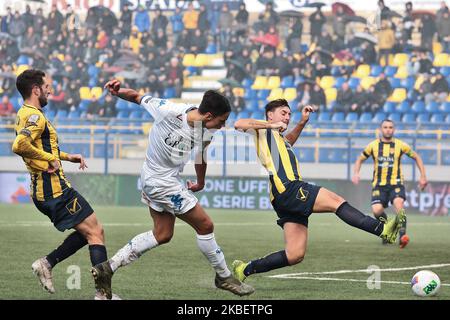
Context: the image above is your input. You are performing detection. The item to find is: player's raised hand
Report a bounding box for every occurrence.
[47,159,60,173]
[418,176,428,191]
[351,174,360,185]
[301,105,315,122]
[104,79,121,96]
[270,121,288,132]
[68,154,88,170]
[187,180,205,192]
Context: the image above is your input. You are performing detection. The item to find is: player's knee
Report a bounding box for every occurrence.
[332,194,346,211]
[286,250,305,266]
[154,230,173,244]
[198,219,214,234]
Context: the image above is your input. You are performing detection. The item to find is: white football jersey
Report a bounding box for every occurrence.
[140,96,210,181]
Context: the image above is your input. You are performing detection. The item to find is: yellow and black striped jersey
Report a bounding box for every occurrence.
[251,125,302,201]
[13,104,71,201]
[361,138,416,187]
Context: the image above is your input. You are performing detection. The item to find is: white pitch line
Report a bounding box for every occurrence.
[275,276,450,287]
[0,221,274,227]
[271,263,450,278]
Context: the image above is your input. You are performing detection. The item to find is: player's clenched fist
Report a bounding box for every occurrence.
[104,79,121,95]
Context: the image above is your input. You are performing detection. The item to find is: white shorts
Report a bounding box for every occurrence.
[140,176,198,215]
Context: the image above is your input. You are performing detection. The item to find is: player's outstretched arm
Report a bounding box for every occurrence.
[104,79,143,104]
[234,119,287,132]
[284,105,314,146]
[412,153,428,190]
[60,152,88,170]
[352,156,366,185]
[188,142,210,192]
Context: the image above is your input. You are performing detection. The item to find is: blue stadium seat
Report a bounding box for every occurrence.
[257,90,270,101]
[370,65,383,77]
[334,77,346,89]
[401,77,415,91]
[294,147,315,163]
[318,112,331,122]
[67,110,80,119]
[88,64,99,78]
[389,78,402,88]
[117,110,129,119]
[250,111,264,119]
[425,101,440,113]
[359,112,372,122]
[0,142,12,156]
[416,114,430,123]
[163,87,176,98]
[372,112,387,122]
[384,66,397,77]
[45,109,56,120]
[294,76,305,86]
[56,110,68,118]
[291,112,302,123]
[388,113,401,122]
[244,89,257,100]
[319,148,347,163]
[242,78,253,89]
[348,77,360,89]
[245,99,260,111]
[301,43,308,53]
[345,112,358,122]
[129,111,143,119]
[331,112,345,122]
[395,100,410,113]
[280,76,294,88]
[411,101,426,113]
[226,112,237,125]
[205,43,217,54]
[116,99,129,111]
[402,113,416,123]
[442,150,450,165]
[418,150,437,165]
[17,55,30,65]
[440,102,450,113]
[430,114,445,123]
[142,111,152,121]
[383,101,397,113]
[238,111,250,118]
[331,66,342,76]
[440,66,450,77]
[308,112,318,122]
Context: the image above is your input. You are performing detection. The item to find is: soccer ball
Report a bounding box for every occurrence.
[411,270,441,297]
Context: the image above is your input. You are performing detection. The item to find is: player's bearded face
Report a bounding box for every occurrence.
[269,106,291,125]
[38,87,48,107]
[381,125,394,138]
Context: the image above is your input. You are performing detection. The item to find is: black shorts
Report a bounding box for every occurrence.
[33,188,94,232]
[272,181,321,228]
[371,185,406,208]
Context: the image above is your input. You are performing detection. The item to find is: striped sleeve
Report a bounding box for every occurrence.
[361,141,373,159]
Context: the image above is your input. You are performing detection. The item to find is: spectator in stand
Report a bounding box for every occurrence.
[99,94,117,118]
[429,72,449,103]
[164,57,184,97]
[1,7,13,33]
[170,7,184,46]
[317,29,333,52]
[134,5,150,33]
[120,3,133,37]
[378,20,395,66]
[86,96,102,119]
[9,11,26,49]
[21,5,34,30]
[129,26,142,54]
[255,48,277,76]
[374,73,393,104]
[64,81,81,112]
[153,29,168,50]
[0,96,14,117]
[152,7,168,36]
[351,85,369,114]
[335,82,354,112]
[420,14,437,49]
[419,73,433,103]
[414,51,433,75]
[197,4,210,34]
[257,1,279,33]
[223,85,245,114]
[96,30,109,49]
[48,83,66,112]
[286,17,303,52]
[48,4,64,34]
[219,3,234,51]
[367,85,384,114]
[359,41,377,65]
[402,1,414,43]
[309,6,326,44]
[332,5,346,43]
[297,83,313,109]
[437,9,450,52]
[311,84,326,108]
[235,2,249,37]
[189,29,207,54]
[183,2,199,34]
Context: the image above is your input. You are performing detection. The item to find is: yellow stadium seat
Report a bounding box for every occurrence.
[355,64,371,78]
[268,88,284,100]
[57,54,65,62]
[360,77,377,90]
[433,53,449,67]
[433,42,442,55]
[14,64,30,76]
[319,76,335,89]
[392,53,408,67]
[394,65,408,79]
[194,54,209,67]
[414,75,425,91]
[325,88,337,102]
[283,88,297,101]
[266,76,281,89]
[251,76,268,90]
[79,87,92,100]
[381,54,394,67]
[332,58,343,66]
[232,87,244,97]
[388,88,407,102]
[447,94,450,101]
[182,54,196,66]
[91,87,103,99]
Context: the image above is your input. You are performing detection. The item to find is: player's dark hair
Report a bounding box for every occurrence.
[265,99,290,119]
[380,119,394,126]
[16,69,46,99]
[198,90,231,116]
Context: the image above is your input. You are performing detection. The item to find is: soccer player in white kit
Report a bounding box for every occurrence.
[91,79,254,299]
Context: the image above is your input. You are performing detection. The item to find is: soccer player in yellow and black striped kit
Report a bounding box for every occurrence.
[230,99,405,285]
[352,119,428,248]
[12,69,114,299]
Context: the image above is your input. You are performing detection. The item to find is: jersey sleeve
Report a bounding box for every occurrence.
[12,112,56,162]
[140,95,188,122]
[361,142,373,159]
[401,141,416,158]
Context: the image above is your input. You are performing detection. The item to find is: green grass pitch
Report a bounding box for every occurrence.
[0,204,449,300]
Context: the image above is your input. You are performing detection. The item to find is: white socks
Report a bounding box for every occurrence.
[109,231,159,272]
[196,233,231,278]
